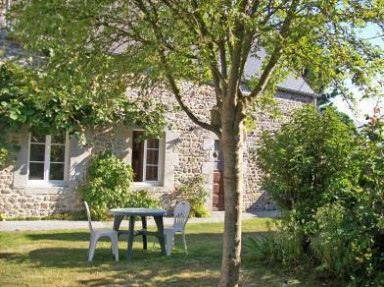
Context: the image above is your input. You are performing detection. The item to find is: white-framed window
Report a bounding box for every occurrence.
[28,131,69,185]
[131,130,163,184]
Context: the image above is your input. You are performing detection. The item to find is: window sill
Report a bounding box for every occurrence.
[131,182,162,188]
[27,181,68,188]
[25,185,68,195]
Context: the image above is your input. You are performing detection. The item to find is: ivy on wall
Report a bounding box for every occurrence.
[0,60,168,168]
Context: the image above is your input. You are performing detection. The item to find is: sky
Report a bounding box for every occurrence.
[331,24,383,126]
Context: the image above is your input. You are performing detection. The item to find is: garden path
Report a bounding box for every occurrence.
[0,210,279,231]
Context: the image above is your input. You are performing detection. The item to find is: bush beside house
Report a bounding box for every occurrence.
[77,150,134,220]
[250,106,383,285]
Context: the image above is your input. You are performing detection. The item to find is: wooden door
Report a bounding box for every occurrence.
[212,140,224,211]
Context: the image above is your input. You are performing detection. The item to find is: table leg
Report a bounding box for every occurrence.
[141,216,148,250]
[113,215,124,231]
[127,216,135,260]
[154,216,166,256]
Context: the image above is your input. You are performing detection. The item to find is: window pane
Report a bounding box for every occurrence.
[49,163,64,180]
[30,144,45,161]
[51,145,65,162]
[132,131,144,182]
[146,166,158,181]
[213,140,224,171]
[146,150,159,165]
[31,132,45,143]
[51,133,65,144]
[29,163,44,180]
[147,138,159,149]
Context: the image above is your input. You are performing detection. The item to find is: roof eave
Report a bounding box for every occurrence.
[277,86,319,98]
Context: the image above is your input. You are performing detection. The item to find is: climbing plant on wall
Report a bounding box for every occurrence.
[0,60,168,168]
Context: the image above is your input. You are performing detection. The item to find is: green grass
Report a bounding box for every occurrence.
[5,211,87,221]
[0,218,321,287]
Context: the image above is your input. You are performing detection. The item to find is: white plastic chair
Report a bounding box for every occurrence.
[164,201,191,256]
[84,201,119,262]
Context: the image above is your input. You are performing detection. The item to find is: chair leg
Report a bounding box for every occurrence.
[165,233,174,256]
[111,235,119,262]
[182,232,188,255]
[87,239,91,260]
[88,234,99,262]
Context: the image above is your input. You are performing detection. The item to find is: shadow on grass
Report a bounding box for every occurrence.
[0,252,29,264]
[76,268,221,287]
[26,231,89,242]
[11,232,266,269]
[0,230,320,286]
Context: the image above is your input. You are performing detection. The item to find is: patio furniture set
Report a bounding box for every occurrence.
[84,201,191,262]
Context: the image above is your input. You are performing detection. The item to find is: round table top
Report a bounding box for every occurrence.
[109,207,167,217]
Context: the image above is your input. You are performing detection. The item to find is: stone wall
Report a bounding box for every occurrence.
[0,84,314,218]
[0,2,316,217]
[127,85,314,211]
[124,85,217,209]
[243,91,314,210]
[0,167,83,218]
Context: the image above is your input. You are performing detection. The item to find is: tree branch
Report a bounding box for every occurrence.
[190,0,226,104]
[165,72,221,136]
[243,0,299,106]
[134,0,220,135]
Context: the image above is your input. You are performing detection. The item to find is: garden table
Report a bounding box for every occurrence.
[109,207,167,259]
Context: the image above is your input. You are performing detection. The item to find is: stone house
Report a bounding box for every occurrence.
[0,84,316,219]
[0,2,317,218]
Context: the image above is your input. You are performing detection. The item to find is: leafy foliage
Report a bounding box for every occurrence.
[0,147,12,169]
[10,1,383,100]
[352,106,384,285]
[0,61,32,167]
[176,175,209,218]
[311,203,357,278]
[245,223,305,268]
[77,151,159,220]
[0,60,168,168]
[253,105,384,284]
[257,106,361,227]
[77,150,134,220]
[126,190,159,209]
[8,1,383,284]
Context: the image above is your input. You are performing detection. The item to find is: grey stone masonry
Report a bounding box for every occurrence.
[0,85,314,218]
[0,3,316,217]
[0,166,83,218]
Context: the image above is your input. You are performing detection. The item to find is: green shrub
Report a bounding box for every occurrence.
[0,148,10,169]
[245,235,281,265]
[177,175,210,218]
[193,204,210,218]
[245,218,305,268]
[311,203,358,279]
[254,105,384,284]
[127,190,158,208]
[310,201,383,285]
[0,146,14,169]
[257,106,361,234]
[42,212,86,221]
[77,150,133,220]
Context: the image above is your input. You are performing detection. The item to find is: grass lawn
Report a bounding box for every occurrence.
[0,218,321,287]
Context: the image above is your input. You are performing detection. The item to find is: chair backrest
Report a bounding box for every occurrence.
[172,201,191,232]
[83,201,93,232]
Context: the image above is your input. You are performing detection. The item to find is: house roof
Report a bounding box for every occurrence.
[244,49,317,97]
[1,24,317,98]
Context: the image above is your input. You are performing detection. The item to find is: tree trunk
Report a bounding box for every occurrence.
[219,105,244,287]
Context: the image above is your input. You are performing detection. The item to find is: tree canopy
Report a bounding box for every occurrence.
[6,1,384,286]
[10,1,383,125]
